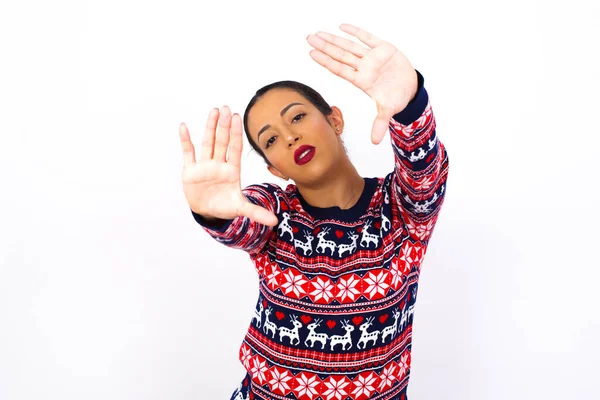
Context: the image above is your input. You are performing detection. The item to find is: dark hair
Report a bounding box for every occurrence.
[243,81,334,167]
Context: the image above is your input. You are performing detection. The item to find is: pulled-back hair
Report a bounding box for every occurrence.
[243,81,334,167]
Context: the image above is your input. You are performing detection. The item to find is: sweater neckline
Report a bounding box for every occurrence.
[295,177,378,222]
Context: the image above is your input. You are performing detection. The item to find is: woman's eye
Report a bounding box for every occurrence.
[293,113,305,122]
[266,114,304,149]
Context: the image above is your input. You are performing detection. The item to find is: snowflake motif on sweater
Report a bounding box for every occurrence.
[193,70,449,400]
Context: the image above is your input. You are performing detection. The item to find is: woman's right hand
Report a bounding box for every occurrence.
[179,106,279,227]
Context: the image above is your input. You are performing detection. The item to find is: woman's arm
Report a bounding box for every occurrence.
[305,24,449,235]
[192,183,282,256]
[179,106,279,255]
[388,70,450,228]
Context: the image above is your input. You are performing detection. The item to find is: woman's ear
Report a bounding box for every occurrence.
[329,106,344,133]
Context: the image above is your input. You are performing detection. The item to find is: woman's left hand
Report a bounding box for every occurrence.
[306,23,418,145]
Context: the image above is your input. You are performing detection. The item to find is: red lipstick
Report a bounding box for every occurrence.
[294,145,316,165]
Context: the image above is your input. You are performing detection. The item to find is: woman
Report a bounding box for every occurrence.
[180,23,449,400]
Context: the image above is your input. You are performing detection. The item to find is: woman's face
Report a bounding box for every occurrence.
[247,88,345,185]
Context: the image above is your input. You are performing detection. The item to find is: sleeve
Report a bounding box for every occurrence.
[191,183,282,256]
[388,69,450,229]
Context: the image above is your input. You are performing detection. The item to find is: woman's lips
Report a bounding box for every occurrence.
[295,146,316,165]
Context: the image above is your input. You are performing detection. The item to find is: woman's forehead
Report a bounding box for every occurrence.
[253,88,307,112]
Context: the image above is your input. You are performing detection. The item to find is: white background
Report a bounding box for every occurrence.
[1,0,599,399]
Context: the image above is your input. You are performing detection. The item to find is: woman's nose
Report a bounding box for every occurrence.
[286,134,301,146]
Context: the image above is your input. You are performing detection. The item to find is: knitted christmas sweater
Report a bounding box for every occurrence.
[193,69,449,400]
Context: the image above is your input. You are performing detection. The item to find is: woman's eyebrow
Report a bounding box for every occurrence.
[257,102,304,143]
[280,102,303,117]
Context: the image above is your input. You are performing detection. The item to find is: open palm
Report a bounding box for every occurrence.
[179,106,279,227]
[306,23,418,145]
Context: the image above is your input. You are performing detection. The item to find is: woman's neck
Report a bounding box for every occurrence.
[295,160,365,210]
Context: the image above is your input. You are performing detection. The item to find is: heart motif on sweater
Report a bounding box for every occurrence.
[375,221,381,229]
[335,230,344,239]
[379,314,389,323]
[301,315,312,324]
[281,202,289,211]
[326,320,336,329]
[262,299,267,309]
[352,316,364,325]
[275,311,285,320]
[292,226,299,233]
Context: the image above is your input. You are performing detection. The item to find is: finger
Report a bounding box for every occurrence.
[239,201,279,227]
[314,31,368,58]
[371,109,396,145]
[307,33,361,70]
[339,23,382,49]
[309,49,357,84]
[179,122,196,166]
[213,106,232,162]
[227,113,243,168]
[200,108,219,162]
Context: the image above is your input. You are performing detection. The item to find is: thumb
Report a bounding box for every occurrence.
[239,200,279,227]
[371,108,395,145]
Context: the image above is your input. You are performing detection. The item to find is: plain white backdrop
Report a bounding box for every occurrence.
[1,0,599,399]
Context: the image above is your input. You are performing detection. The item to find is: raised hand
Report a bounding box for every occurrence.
[179,106,279,227]
[306,23,419,145]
